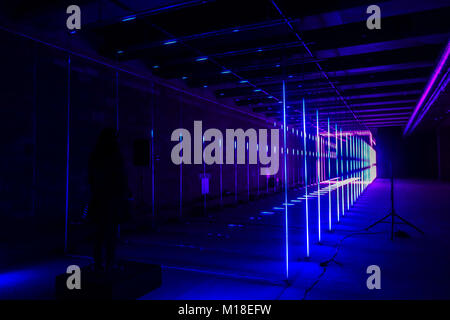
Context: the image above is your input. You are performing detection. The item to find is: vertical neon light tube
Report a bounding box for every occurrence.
[363,141,367,190]
[180,133,183,217]
[362,139,365,192]
[335,123,340,222]
[316,110,321,242]
[364,141,368,189]
[257,144,260,197]
[151,128,155,218]
[282,81,289,277]
[219,139,223,206]
[361,140,366,192]
[266,145,269,194]
[367,142,370,185]
[327,118,331,231]
[150,82,155,220]
[340,129,344,216]
[64,56,71,253]
[115,71,121,237]
[203,136,206,212]
[357,137,360,198]
[358,137,361,197]
[31,49,37,217]
[356,137,358,198]
[348,135,351,206]
[359,138,362,196]
[366,142,369,188]
[363,140,366,190]
[297,149,300,185]
[354,136,356,200]
[235,140,237,203]
[115,72,119,130]
[351,136,355,205]
[247,142,250,202]
[356,137,359,198]
[367,143,370,182]
[346,134,350,210]
[302,98,310,257]
[350,135,353,206]
[363,141,366,190]
[358,139,362,195]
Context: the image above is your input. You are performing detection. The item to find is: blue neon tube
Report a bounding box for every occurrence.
[346,134,349,211]
[357,137,360,197]
[302,99,310,257]
[356,137,359,198]
[359,137,361,197]
[340,129,344,216]
[351,136,354,205]
[316,110,321,242]
[282,81,289,277]
[327,118,331,231]
[359,138,362,195]
[64,56,71,254]
[335,123,340,222]
[355,137,358,198]
[351,136,356,206]
[180,133,183,217]
[362,139,365,192]
[365,141,368,189]
[349,135,353,206]
[359,138,362,196]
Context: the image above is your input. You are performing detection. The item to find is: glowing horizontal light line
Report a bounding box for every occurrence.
[121,16,136,22]
[195,57,208,62]
[163,40,177,45]
[221,70,232,74]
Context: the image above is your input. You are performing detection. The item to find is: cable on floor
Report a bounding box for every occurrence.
[301,230,383,300]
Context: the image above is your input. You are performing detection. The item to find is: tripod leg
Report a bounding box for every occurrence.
[365,212,392,231]
[391,210,394,240]
[394,213,425,235]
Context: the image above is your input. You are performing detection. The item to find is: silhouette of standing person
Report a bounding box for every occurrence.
[88,128,128,272]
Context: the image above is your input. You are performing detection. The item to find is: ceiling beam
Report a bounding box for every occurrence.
[121,0,450,50]
[203,62,433,91]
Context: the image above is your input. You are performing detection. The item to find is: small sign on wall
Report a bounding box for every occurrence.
[199,173,210,195]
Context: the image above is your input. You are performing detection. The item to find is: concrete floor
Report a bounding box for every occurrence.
[1,178,450,299]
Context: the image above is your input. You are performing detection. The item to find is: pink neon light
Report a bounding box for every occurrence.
[404,41,450,135]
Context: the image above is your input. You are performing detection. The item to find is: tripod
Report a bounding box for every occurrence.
[365,165,424,240]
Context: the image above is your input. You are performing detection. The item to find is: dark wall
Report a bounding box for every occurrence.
[376,126,439,180]
[0,29,308,250]
[437,125,450,181]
